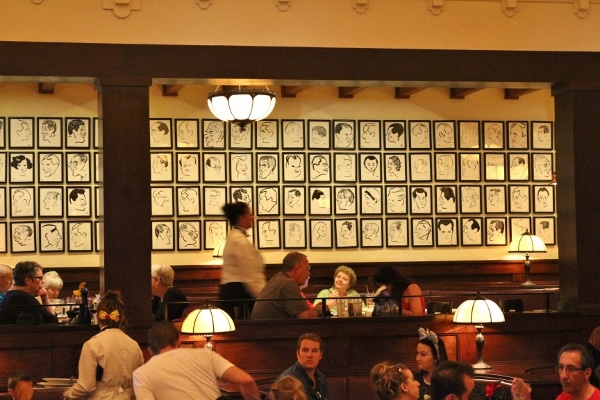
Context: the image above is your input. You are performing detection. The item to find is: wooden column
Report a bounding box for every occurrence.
[553,84,600,313]
[97,78,154,327]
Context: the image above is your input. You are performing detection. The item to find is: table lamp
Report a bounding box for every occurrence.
[181,306,235,351]
[453,293,505,369]
[509,230,547,287]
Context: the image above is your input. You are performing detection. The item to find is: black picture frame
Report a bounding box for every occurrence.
[410,185,432,215]
[508,153,530,181]
[228,153,252,183]
[384,153,407,182]
[151,152,174,185]
[307,120,331,150]
[360,218,384,248]
[333,153,357,182]
[203,186,227,216]
[484,153,506,181]
[255,120,279,149]
[385,186,408,215]
[409,153,432,182]
[256,186,280,216]
[10,186,35,218]
[359,153,382,182]
[65,117,91,149]
[434,120,456,149]
[39,221,65,252]
[283,219,307,249]
[358,120,381,150]
[0,117,5,149]
[282,152,306,182]
[10,221,36,253]
[534,216,556,245]
[95,187,103,218]
[229,122,253,150]
[94,152,102,184]
[281,119,305,149]
[483,121,505,150]
[332,120,356,150]
[485,217,507,246]
[151,186,174,217]
[66,151,92,183]
[230,186,254,209]
[308,153,331,183]
[460,217,483,246]
[66,186,92,217]
[531,121,554,150]
[8,117,34,149]
[283,186,306,215]
[507,121,529,149]
[175,118,200,150]
[458,120,480,150]
[383,120,407,150]
[411,218,434,247]
[435,185,458,214]
[149,118,173,149]
[508,185,531,213]
[257,219,281,249]
[151,220,175,251]
[459,185,482,214]
[256,153,279,183]
[309,219,333,249]
[204,220,227,250]
[95,221,103,252]
[38,152,63,183]
[202,152,227,183]
[335,218,359,249]
[435,217,458,246]
[37,117,63,148]
[176,186,201,216]
[533,185,555,213]
[38,187,63,217]
[201,119,227,149]
[386,218,409,247]
[93,118,100,149]
[334,186,357,215]
[68,221,93,252]
[408,120,432,150]
[0,152,5,183]
[0,187,5,218]
[0,222,6,253]
[509,216,531,243]
[360,186,383,215]
[459,153,481,182]
[434,152,457,181]
[309,186,332,216]
[9,152,35,183]
[176,152,201,183]
[532,153,553,182]
[177,220,201,251]
[484,185,507,214]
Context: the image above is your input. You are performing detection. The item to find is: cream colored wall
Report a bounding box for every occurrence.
[0,82,557,268]
[0,1,598,51]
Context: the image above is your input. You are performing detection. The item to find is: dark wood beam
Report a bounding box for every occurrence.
[281,85,306,98]
[395,87,426,99]
[162,84,185,96]
[450,88,483,99]
[38,82,56,94]
[339,87,365,98]
[504,88,538,99]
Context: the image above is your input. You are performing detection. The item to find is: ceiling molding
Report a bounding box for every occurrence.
[162,84,185,97]
[504,88,538,99]
[395,87,426,99]
[338,87,366,98]
[281,86,306,98]
[38,82,56,94]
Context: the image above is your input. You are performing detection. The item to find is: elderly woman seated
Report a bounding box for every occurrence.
[313,265,364,316]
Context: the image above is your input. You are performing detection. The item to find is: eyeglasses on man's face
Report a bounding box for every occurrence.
[555,364,586,374]
[31,275,43,282]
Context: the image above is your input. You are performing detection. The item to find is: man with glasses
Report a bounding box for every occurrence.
[150,263,188,321]
[276,333,329,400]
[0,261,58,325]
[512,343,600,400]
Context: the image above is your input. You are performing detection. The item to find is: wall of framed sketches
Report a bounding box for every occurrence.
[0,83,557,267]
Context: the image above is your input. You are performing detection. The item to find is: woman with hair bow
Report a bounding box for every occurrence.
[414,328,448,400]
[63,290,144,400]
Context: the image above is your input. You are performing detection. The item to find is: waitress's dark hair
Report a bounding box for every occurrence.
[222,202,248,225]
[373,266,414,306]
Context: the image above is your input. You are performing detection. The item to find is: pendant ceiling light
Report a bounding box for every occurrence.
[207,86,276,131]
